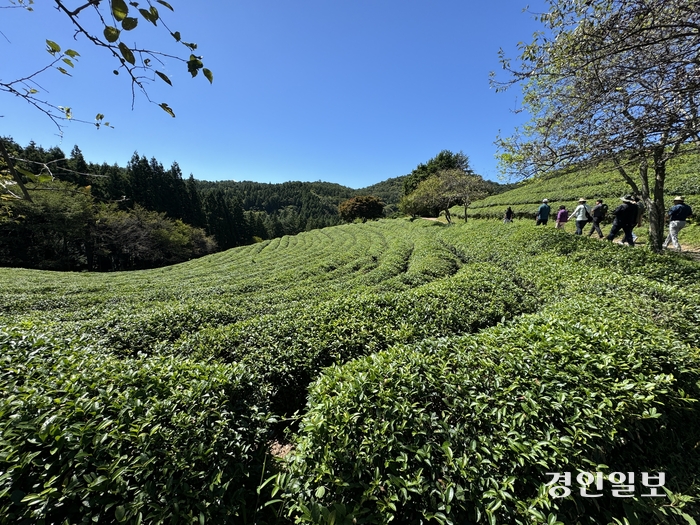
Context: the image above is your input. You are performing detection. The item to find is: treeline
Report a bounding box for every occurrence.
[1,182,217,271]
[196,179,358,239]
[0,138,395,271]
[1,139,517,272]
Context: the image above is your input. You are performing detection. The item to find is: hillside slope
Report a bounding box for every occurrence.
[1,219,700,524]
[466,152,700,225]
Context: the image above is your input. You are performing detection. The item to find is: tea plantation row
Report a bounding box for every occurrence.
[1,219,699,524]
[465,151,700,228]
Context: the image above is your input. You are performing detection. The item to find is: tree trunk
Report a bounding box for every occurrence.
[444,208,452,224]
[463,203,468,222]
[648,149,667,253]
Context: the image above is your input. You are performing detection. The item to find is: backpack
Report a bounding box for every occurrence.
[593,203,608,220]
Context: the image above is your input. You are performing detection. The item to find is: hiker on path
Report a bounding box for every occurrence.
[555,205,568,229]
[606,195,638,246]
[628,196,645,244]
[503,207,514,223]
[536,199,551,226]
[570,198,592,235]
[663,196,693,252]
[588,199,607,238]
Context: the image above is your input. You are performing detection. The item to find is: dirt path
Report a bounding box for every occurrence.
[679,245,700,261]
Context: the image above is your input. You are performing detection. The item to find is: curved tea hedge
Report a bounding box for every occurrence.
[1,218,699,524]
[465,152,700,222]
[283,306,700,525]
[171,262,538,415]
[0,330,272,524]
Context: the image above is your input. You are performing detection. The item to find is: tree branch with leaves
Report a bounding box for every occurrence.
[1,0,214,201]
[1,0,213,127]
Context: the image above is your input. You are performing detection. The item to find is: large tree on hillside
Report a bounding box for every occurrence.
[402,150,473,197]
[338,195,385,223]
[494,0,700,252]
[401,169,489,223]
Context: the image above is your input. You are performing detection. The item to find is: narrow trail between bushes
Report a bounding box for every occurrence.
[680,246,700,261]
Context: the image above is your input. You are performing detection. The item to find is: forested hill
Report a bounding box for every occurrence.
[356,175,406,213]
[0,138,410,271]
[3,137,530,271]
[195,179,357,239]
[194,177,409,237]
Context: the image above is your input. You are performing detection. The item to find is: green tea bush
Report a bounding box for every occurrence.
[398,232,462,286]
[2,218,699,524]
[172,263,538,416]
[283,306,700,524]
[0,329,274,525]
[78,299,245,355]
[466,151,700,222]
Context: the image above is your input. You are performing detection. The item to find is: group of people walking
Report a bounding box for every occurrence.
[508,195,693,251]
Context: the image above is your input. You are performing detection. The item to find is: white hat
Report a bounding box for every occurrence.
[578,198,587,203]
[542,198,549,203]
[673,196,685,202]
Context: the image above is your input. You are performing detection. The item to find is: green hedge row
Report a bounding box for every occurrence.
[2,219,699,525]
[171,262,539,415]
[466,152,700,220]
[0,329,273,525]
[282,304,700,524]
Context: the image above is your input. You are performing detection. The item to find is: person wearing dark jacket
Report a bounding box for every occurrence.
[606,195,638,246]
[587,199,607,238]
[536,199,551,226]
[503,207,514,223]
[663,196,694,251]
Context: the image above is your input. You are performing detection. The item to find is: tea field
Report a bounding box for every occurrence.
[466,152,700,232]
[2,219,700,524]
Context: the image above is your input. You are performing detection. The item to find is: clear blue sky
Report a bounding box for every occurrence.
[2,1,547,188]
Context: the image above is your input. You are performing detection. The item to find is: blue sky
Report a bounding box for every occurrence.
[2,1,547,188]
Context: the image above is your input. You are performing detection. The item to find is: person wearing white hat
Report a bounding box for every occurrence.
[663,196,693,251]
[536,199,551,226]
[569,198,592,235]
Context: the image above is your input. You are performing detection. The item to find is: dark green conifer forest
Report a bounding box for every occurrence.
[0,137,409,271]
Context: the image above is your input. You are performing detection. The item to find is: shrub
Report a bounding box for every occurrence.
[338,196,385,223]
[0,329,274,524]
[283,306,700,524]
[172,263,539,416]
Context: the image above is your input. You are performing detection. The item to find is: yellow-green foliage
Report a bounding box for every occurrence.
[463,152,700,221]
[1,219,700,524]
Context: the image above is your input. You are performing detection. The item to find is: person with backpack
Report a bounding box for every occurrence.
[588,199,608,238]
[663,196,694,251]
[536,199,551,226]
[503,207,514,223]
[626,195,645,244]
[569,198,592,235]
[555,205,568,229]
[606,195,638,246]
